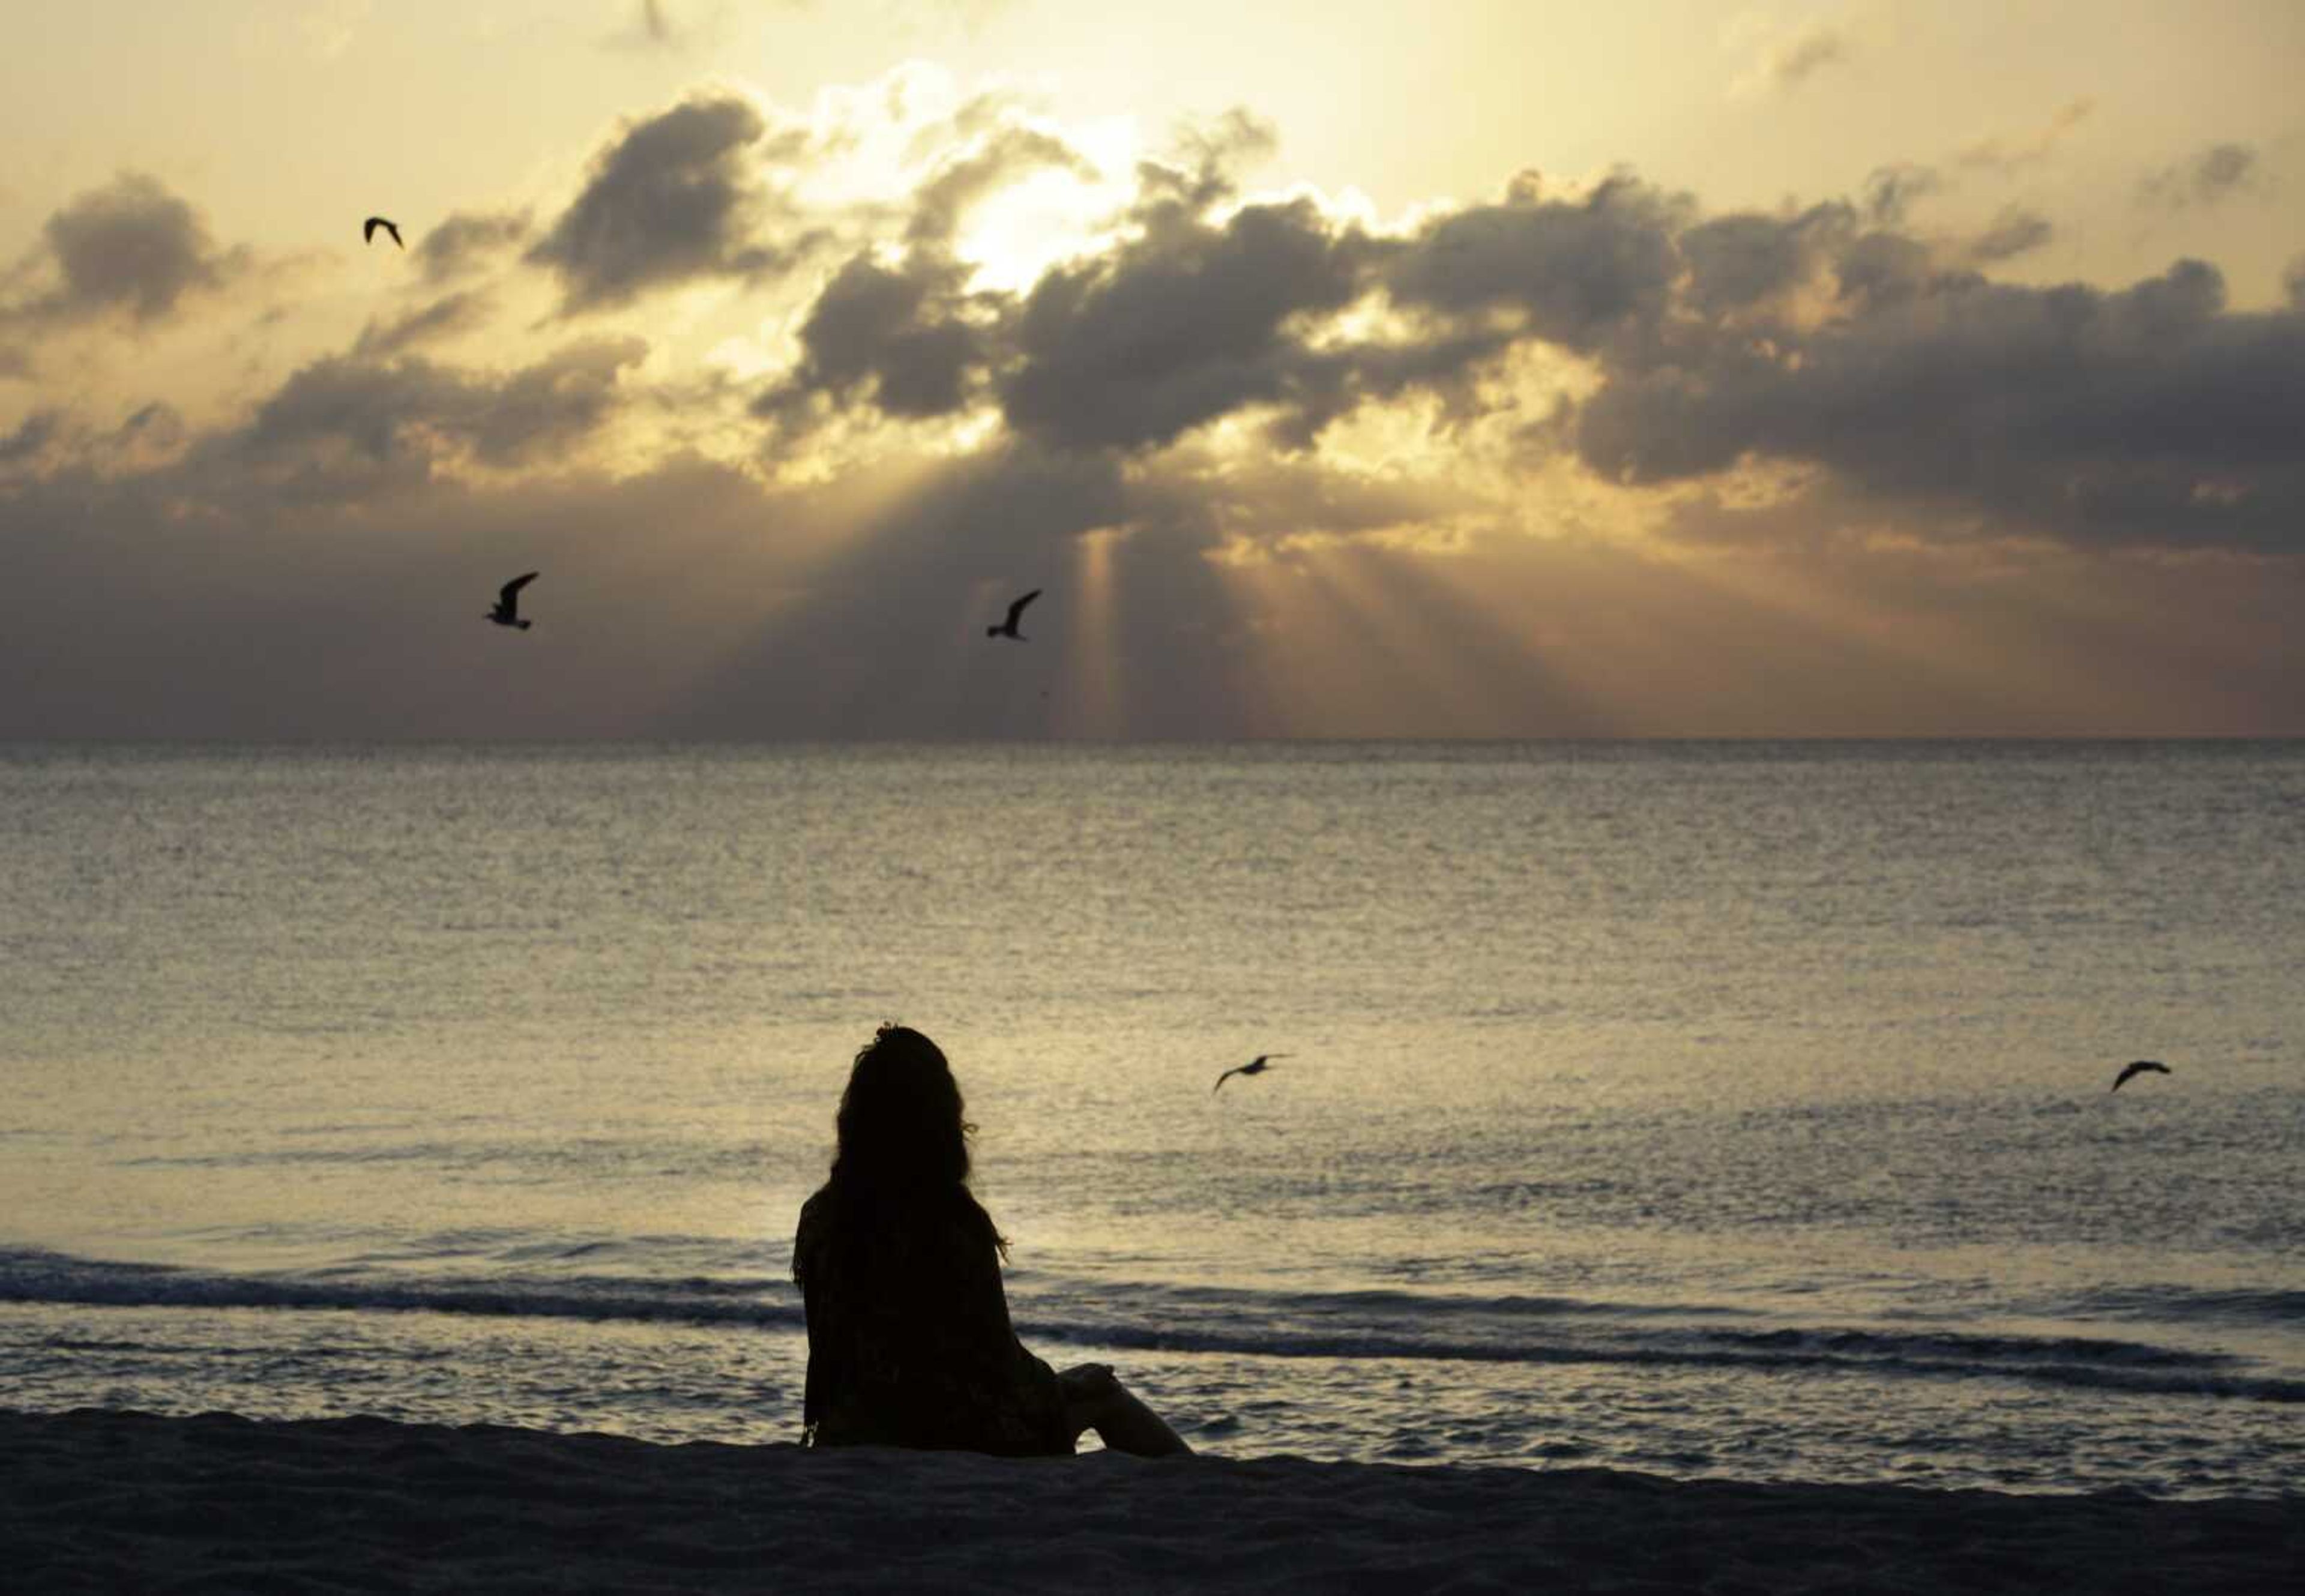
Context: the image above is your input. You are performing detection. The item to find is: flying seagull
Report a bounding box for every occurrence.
[363,216,403,248]
[1213,1053,1289,1094]
[987,589,1041,640]
[486,572,538,630]
[2111,1059,2171,1092]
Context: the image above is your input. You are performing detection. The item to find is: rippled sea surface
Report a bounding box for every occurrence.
[2,742,2300,1495]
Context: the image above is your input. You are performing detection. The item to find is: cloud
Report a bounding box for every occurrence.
[527,94,813,312]
[4,173,248,331]
[414,210,532,283]
[1827,229,1934,309]
[757,112,1480,453]
[1125,107,1282,223]
[905,124,1098,248]
[8,79,2305,741]
[725,106,2304,565]
[352,290,495,358]
[1861,163,1941,226]
[1165,109,1280,193]
[1385,172,1687,351]
[1677,203,1853,315]
[115,400,185,455]
[0,401,188,481]
[1573,257,2305,552]
[1001,195,1381,452]
[0,409,59,470]
[1728,16,1853,98]
[1955,98,2094,174]
[756,250,992,426]
[2139,142,2261,209]
[220,336,649,494]
[1965,206,2053,264]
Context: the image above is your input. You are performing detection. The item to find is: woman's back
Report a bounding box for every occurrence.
[791,1024,1188,1460]
[794,1181,1070,1455]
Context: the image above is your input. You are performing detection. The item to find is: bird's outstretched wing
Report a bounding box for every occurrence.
[363,217,403,247]
[2111,1059,2170,1091]
[1006,589,1042,626]
[499,571,540,604]
[1212,1066,1243,1094]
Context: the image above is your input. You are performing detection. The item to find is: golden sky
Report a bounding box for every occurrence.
[2,0,2300,736]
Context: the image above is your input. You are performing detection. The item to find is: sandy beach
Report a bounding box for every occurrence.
[3,1409,2297,1594]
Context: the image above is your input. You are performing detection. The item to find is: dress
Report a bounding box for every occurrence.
[792,1184,1073,1456]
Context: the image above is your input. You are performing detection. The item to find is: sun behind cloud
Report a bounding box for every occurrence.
[1,7,2301,739]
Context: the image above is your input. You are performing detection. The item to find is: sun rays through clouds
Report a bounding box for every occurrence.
[2,8,2301,738]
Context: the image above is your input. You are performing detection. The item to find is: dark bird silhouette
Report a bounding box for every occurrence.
[486,572,538,630]
[2111,1059,2171,1092]
[1213,1053,1289,1094]
[363,216,403,248]
[987,589,1041,640]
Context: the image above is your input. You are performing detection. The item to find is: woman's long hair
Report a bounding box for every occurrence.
[830,1023,972,1188]
[813,1023,1004,1256]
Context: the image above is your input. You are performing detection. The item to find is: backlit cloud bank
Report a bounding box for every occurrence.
[2,68,2300,738]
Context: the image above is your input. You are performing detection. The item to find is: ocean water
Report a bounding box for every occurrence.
[1,742,2299,1498]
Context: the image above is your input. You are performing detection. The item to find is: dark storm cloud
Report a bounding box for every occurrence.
[527,94,810,312]
[1384,173,1688,352]
[2140,143,2261,209]
[1573,258,2305,550]
[414,210,532,283]
[353,291,495,358]
[999,195,1382,451]
[5,172,246,329]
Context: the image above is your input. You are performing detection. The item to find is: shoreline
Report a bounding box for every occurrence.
[5,1408,2298,1592]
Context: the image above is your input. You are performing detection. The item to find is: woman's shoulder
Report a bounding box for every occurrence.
[797,1184,836,1235]
[797,1182,995,1247]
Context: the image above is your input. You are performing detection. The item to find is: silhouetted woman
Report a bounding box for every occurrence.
[792,1025,1192,1457]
